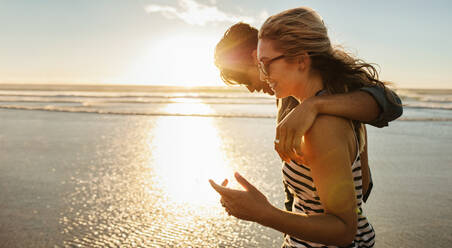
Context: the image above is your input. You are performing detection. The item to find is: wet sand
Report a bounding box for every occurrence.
[1,109,451,247]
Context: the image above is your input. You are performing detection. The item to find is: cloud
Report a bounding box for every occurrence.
[258,10,270,21]
[145,0,258,26]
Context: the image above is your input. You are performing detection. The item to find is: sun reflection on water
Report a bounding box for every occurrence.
[148,105,233,208]
[161,98,214,116]
[57,107,279,247]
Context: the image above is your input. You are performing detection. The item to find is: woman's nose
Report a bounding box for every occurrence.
[259,71,267,82]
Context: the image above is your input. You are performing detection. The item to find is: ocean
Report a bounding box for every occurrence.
[0,84,451,247]
[1,85,452,120]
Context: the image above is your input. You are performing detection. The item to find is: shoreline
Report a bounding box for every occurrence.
[0,83,247,93]
[1,105,451,121]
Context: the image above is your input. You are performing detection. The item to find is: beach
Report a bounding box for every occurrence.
[1,86,452,247]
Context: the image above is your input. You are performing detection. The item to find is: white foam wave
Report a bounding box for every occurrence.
[0,104,276,119]
[0,98,274,105]
[397,90,452,109]
[398,117,452,122]
[0,90,272,100]
[404,104,452,111]
[2,104,452,121]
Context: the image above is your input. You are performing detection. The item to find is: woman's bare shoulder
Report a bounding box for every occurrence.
[303,115,355,163]
[307,115,352,138]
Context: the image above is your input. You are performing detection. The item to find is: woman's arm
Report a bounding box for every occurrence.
[210,115,359,246]
[264,115,358,246]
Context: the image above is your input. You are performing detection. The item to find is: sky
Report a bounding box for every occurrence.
[0,0,451,89]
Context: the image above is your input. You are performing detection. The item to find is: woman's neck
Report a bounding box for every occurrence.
[293,72,324,102]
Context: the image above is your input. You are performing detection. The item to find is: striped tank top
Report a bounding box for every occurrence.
[281,129,375,248]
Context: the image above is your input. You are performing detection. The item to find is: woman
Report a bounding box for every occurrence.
[213,22,402,210]
[210,7,382,247]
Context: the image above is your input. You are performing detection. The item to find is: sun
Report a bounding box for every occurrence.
[127,33,222,87]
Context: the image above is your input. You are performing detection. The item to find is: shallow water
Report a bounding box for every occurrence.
[1,109,451,247]
[2,87,452,120]
[0,110,284,247]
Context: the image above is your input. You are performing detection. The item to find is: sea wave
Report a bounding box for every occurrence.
[404,104,452,111]
[2,104,452,121]
[1,88,452,120]
[0,104,276,119]
[397,89,452,110]
[2,98,451,110]
[0,97,274,105]
[0,90,272,100]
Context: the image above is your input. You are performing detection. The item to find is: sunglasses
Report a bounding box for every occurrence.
[257,54,286,78]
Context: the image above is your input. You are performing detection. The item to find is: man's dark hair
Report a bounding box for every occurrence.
[214,22,258,85]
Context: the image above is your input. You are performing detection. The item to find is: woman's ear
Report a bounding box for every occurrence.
[298,53,310,71]
[252,49,258,65]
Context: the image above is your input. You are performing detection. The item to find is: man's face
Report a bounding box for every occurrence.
[243,68,274,95]
[242,49,274,95]
[219,50,274,95]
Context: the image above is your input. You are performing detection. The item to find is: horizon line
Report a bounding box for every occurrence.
[0,83,451,91]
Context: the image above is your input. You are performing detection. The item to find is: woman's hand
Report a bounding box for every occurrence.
[275,97,318,165]
[209,172,273,223]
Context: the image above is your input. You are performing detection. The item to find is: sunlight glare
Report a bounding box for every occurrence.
[162,98,214,115]
[148,114,233,207]
[127,33,222,87]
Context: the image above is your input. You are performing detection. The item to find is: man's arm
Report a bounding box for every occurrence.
[274,87,403,164]
[360,86,403,127]
[311,86,402,125]
[313,91,380,122]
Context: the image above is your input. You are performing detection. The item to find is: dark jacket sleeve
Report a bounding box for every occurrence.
[360,86,403,127]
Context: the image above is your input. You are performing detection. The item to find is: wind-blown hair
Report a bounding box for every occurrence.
[259,7,395,151]
[214,22,258,85]
[259,7,390,93]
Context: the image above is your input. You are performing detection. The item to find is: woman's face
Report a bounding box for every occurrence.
[257,39,304,99]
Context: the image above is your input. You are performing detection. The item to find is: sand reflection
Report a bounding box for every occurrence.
[60,114,245,247]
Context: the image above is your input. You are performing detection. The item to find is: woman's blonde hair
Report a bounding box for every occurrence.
[259,7,395,152]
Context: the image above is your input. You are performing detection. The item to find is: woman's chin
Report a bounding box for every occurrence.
[264,88,274,96]
[274,92,284,99]
[273,90,286,99]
